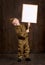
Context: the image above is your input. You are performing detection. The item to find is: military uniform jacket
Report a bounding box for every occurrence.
[15,23,28,40]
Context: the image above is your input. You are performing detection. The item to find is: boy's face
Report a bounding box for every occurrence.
[12,18,20,26]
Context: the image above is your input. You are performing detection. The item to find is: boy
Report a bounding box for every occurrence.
[10,18,31,62]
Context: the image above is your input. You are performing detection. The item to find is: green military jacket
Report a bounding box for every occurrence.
[15,23,28,39]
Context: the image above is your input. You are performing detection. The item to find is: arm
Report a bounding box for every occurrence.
[26,22,31,33]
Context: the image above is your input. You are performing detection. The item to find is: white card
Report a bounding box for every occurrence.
[21,4,38,23]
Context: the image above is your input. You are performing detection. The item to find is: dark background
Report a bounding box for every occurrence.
[0,0,45,53]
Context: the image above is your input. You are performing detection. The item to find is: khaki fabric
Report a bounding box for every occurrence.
[18,37,30,59]
[15,23,30,59]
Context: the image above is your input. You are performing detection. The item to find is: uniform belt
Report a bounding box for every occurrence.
[18,36,25,40]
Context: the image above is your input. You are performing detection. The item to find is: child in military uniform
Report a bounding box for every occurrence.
[10,18,31,62]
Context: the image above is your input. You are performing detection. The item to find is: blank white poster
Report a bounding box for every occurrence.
[21,4,38,23]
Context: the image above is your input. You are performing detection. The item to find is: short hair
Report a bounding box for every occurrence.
[9,18,15,22]
[9,18,20,23]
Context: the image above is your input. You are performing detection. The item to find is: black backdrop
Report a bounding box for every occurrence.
[0,0,45,53]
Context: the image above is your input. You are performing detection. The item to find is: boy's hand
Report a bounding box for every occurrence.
[26,29,29,33]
